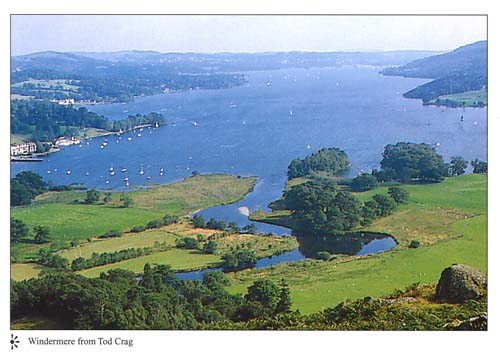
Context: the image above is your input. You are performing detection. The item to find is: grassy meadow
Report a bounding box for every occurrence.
[227,174,487,314]
[428,89,487,107]
[11,175,298,279]
[11,174,256,262]
[78,249,222,278]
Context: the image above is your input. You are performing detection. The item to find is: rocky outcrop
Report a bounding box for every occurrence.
[435,264,486,303]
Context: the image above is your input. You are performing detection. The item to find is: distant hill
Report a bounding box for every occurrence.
[381,41,487,105]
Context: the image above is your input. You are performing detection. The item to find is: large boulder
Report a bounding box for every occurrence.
[435,264,486,303]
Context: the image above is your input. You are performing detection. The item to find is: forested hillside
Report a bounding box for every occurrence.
[381,41,487,104]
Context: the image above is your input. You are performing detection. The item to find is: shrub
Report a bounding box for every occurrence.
[388,187,409,204]
[161,215,178,226]
[146,219,163,229]
[130,225,146,233]
[351,173,378,192]
[409,240,420,248]
[192,215,206,228]
[317,251,332,261]
[203,240,218,254]
[99,230,123,239]
[176,237,199,249]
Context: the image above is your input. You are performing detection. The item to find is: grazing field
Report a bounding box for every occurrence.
[12,206,297,280]
[11,79,79,91]
[128,173,257,213]
[10,263,45,281]
[59,229,181,261]
[10,133,33,144]
[11,204,161,243]
[73,127,115,139]
[11,174,257,262]
[428,89,487,107]
[227,174,487,314]
[78,249,222,277]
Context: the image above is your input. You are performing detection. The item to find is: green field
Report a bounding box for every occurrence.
[73,127,115,139]
[428,89,487,107]
[78,249,221,277]
[12,79,79,91]
[10,133,33,144]
[226,174,487,314]
[11,174,256,262]
[11,263,46,281]
[14,221,298,279]
[59,229,180,261]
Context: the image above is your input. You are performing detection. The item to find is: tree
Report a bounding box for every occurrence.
[202,271,229,290]
[103,193,112,203]
[206,218,227,230]
[242,224,257,234]
[33,225,50,243]
[360,200,380,226]
[287,147,350,179]
[13,171,47,195]
[120,193,133,208]
[227,222,240,234]
[388,187,409,205]
[11,171,48,206]
[284,179,365,234]
[409,240,420,248]
[222,249,256,272]
[372,194,397,216]
[351,173,378,192]
[471,159,487,174]
[203,240,218,254]
[245,279,279,311]
[192,215,206,228]
[449,156,468,176]
[11,218,29,243]
[275,279,293,314]
[380,142,448,183]
[11,180,33,206]
[85,189,100,204]
[176,237,199,249]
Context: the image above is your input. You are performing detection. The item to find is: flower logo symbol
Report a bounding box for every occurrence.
[10,334,19,350]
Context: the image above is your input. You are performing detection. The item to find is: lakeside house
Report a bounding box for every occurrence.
[50,98,75,105]
[10,142,37,156]
[55,136,81,146]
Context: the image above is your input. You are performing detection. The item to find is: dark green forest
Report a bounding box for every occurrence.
[287,147,350,179]
[10,267,486,330]
[11,99,164,142]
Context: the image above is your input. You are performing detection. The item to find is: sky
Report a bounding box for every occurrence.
[10,15,487,55]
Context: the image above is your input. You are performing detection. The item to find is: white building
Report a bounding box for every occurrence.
[10,142,37,156]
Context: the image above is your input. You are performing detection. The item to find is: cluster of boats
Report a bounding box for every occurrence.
[49,164,166,187]
[106,165,164,186]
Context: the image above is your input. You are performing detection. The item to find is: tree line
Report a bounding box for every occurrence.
[283,178,408,234]
[70,246,160,271]
[11,265,292,329]
[192,214,257,234]
[11,99,165,143]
